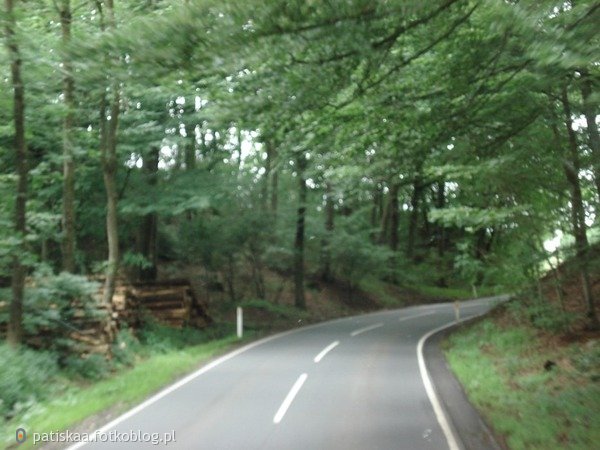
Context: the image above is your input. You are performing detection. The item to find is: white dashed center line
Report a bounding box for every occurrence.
[273,373,308,424]
[313,341,340,363]
[399,311,436,322]
[351,323,384,337]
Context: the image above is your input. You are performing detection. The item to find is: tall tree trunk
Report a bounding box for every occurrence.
[379,185,391,244]
[262,140,272,209]
[387,182,400,283]
[389,183,400,252]
[294,154,307,309]
[237,127,243,171]
[100,0,120,306]
[271,145,279,219]
[435,180,447,287]
[580,69,600,201]
[371,184,383,242]
[184,134,196,170]
[559,86,598,329]
[320,183,335,281]
[184,96,196,171]
[407,179,423,260]
[224,255,236,303]
[137,147,159,281]
[59,0,76,273]
[5,0,27,346]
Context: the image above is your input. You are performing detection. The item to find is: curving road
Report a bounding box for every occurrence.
[67,298,504,450]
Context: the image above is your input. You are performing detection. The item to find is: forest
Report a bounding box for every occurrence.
[0,0,599,447]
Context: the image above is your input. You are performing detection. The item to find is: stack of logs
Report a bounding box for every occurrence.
[65,298,117,357]
[0,278,212,357]
[0,285,118,356]
[125,279,212,329]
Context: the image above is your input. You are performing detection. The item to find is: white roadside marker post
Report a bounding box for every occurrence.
[454,301,460,321]
[236,306,243,339]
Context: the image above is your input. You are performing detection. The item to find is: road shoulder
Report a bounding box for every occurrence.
[424,319,505,450]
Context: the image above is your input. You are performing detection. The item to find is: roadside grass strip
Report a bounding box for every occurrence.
[444,320,600,450]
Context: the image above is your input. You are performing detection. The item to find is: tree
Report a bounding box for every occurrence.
[57,0,77,273]
[4,0,28,346]
[98,0,121,305]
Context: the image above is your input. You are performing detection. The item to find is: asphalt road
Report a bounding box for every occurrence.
[67,298,503,450]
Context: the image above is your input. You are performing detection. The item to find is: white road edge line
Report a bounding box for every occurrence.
[399,310,436,322]
[64,327,308,450]
[314,341,340,363]
[350,322,384,337]
[273,373,308,424]
[417,315,483,450]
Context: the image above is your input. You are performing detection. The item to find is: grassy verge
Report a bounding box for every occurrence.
[444,317,600,449]
[359,277,404,307]
[1,334,247,449]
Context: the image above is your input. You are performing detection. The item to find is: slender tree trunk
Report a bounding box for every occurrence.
[100,0,121,306]
[389,183,400,252]
[270,144,279,219]
[435,181,447,287]
[137,147,159,281]
[379,185,390,245]
[184,134,196,170]
[59,0,76,273]
[101,90,121,304]
[559,87,598,329]
[320,183,334,281]
[183,96,196,171]
[225,256,236,303]
[237,127,243,171]
[262,140,272,209]
[386,182,400,283]
[248,245,266,299]
[370,184,382,242]
[407,179,423,260]
[294,154,307,309]
[580,70,600,201]
[5,0,27,346]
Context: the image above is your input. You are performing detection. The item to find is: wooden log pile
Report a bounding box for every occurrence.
[126,279,212,328]
[68,295,118,357]
[0,290,117,358]
[0,278,212,356]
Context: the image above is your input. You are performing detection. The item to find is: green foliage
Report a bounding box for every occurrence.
[429,206,525,230]
[1,0,598,401]
[329,229,392,288]
[507,297,578,333]
[571,341,600,382]
[445,315,600,450]
[1,336,241,450]
[121,252,153,271]
[62,354,111,381]
[20,270,107,355]
[453,241,485,286]
[0,344,59,419]
[239,299,308,320]
[111,328,142,368]
[137,320,230,354]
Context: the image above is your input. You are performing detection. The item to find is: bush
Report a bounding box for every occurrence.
[239,299,309,319]
[137,319,228,353]
[571,341,600,381]
[62,354,111,381]
[111,328,142,368]
[23,269,107,354]
[507,297,577,333]
[329,230,392,290]
[0,344,59,418]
